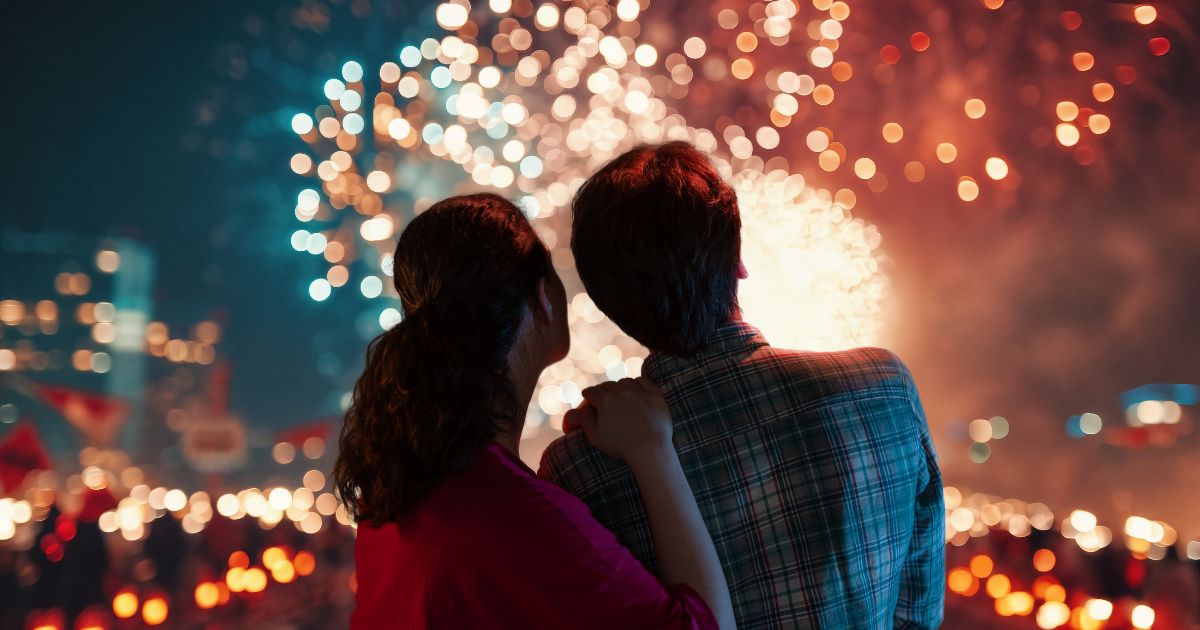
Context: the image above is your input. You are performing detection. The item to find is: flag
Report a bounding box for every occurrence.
[32,383,129,446]
[0,421,52,493]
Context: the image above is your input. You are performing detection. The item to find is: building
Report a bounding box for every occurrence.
[0,231,154,467]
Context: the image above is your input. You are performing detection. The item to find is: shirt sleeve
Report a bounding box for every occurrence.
[536,432,576,490]
[893,366,946,630]
[466,472,719,630]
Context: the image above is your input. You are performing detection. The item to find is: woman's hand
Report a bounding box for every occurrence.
[577,377,673,465]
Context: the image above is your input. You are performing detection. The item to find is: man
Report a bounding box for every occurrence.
[539,142,945,629]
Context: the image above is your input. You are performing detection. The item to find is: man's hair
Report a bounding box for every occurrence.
[571,141,741,357]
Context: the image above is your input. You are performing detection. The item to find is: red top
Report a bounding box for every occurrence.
[351,443,716,630]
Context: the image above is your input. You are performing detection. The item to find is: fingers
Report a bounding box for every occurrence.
[579,377,657,410]
[562,408,580,433]
[562,404,595,432]
[579,402,600,440]
[580,385,606,406]
[581,379,619,404]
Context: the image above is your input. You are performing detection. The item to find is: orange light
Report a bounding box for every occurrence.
[1044,584,1066,603]
[936,142,958,163]
[294,551,317,576]
[244,567,268,593]
[1132,604,1155,629]
[195,582,220,609]
[229,550,250,569]
[263,546,289,571]
[948,568,976,594]
[226,567,247,592]
[735,32,758,53]
[882,122,904,143]
[831,61,853,82]
[986,574,1011,598]
[1085,598,1114,621]
[957,177,980,202]
[1036,601,1071,628]
[1056,101,1080,121]
[272,561,297,584]
[880,45,900,65]
[730,58,754,80]
[969,555,994,578]
[813,84,835,106]
[1133,4,1157,25]
[985,157,1009,180]
[910,32,931,52]
[1007,591,1035,615]
[112,591,138,619]
[1032,575,1058,599]
[903,161,926,183]
[964,98,987,119]
[141,596,168,626]
[1056,124,1081,147]
[1033,549,1056,572]
[1060,11,1083,30]
[1072,52,1095,71]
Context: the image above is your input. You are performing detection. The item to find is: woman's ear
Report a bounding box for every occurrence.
[534,277,554,322]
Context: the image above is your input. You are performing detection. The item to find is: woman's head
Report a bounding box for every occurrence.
[333,193,567,525]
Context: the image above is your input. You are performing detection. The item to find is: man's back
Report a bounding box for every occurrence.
[539,321,944,629]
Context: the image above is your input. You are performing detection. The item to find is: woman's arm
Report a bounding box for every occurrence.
[626,440,736,630]
[580,378,736,630]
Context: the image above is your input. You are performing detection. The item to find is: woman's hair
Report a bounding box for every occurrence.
[333,193,552,525]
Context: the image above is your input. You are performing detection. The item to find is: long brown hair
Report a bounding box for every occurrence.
[332,193,551,525]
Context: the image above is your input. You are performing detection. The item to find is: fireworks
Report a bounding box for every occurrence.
[275,0,1179,439]
[286,0,910,433]
[644,0,1174,205]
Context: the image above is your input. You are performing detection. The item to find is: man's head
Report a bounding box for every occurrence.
[571,141,742,357]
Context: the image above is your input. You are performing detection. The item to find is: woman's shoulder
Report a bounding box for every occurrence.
[476,444,598,519]
[470,444,626,563]
[361,443,622,572]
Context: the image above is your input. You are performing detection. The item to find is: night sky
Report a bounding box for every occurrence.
[4,1,1199,528]
[3,2,400,431]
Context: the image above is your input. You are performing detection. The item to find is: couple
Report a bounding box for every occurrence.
[334,142,945,629]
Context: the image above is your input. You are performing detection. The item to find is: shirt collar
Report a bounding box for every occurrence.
[642,320,769,385]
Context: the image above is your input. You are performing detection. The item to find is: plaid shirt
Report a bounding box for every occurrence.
[538,321,944,629]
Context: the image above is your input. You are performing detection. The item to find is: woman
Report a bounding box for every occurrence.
[333,194,734,629]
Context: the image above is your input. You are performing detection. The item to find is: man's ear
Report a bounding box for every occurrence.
[534,277,554,322]
[737,258,749,280]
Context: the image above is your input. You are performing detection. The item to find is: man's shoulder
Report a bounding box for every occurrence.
[538,427,627,492]
[539,427,591,475]
[750,344,916,399]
